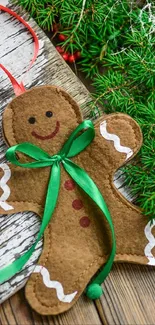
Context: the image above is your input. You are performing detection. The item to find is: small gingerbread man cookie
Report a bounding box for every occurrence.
[0,86,152,315]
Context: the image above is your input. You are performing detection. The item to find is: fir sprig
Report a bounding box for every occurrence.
[13,0,155,220]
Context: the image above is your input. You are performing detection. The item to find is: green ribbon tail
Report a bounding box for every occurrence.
[63,159,116,285]
[0,162,61,283]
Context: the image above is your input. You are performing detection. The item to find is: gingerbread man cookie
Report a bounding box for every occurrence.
[0,86,153,315]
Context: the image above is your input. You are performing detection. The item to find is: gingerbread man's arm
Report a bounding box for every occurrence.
[95,113,143,171]
[0,163,43,216]
[78,113,142,175]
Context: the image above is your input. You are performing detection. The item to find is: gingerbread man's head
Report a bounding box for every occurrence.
[3,86,82,155]
[3,85,143,172]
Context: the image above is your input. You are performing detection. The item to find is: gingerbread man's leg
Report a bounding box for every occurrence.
[25,166,110,315]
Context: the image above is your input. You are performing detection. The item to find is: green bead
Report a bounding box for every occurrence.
[86,284,103,300]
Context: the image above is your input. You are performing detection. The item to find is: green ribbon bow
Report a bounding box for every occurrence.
[0,120,116,299]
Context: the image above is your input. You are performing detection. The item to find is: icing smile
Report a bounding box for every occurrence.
[32,121,60,140]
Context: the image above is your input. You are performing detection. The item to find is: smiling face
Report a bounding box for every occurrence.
[3,86,82,155]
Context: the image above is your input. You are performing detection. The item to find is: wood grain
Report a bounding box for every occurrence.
[0,289,102,325]
[100,263,155,325]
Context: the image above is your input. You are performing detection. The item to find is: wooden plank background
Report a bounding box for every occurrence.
[0,1,155,324]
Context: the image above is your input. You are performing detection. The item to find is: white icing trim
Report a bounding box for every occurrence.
[100,121,133,160]
[0,164,13,211]
[144,220,155,265]
[34,265,77,303]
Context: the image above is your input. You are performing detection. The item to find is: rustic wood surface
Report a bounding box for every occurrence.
[0,1,155,324]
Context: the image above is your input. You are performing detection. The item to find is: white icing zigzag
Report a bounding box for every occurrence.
[100,121,133,160]
[0,163,13,211]
[34,265,78,303]
[144,220,155,265]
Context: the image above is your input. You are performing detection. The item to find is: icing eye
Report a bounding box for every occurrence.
[28,117,36,124]
[46,111,53,118]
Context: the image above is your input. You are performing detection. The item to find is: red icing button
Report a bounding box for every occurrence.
[72,199,83,210]
[80,216,90,228]
[64,179,75,190]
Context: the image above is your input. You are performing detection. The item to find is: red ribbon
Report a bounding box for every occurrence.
[0,5,39,96]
